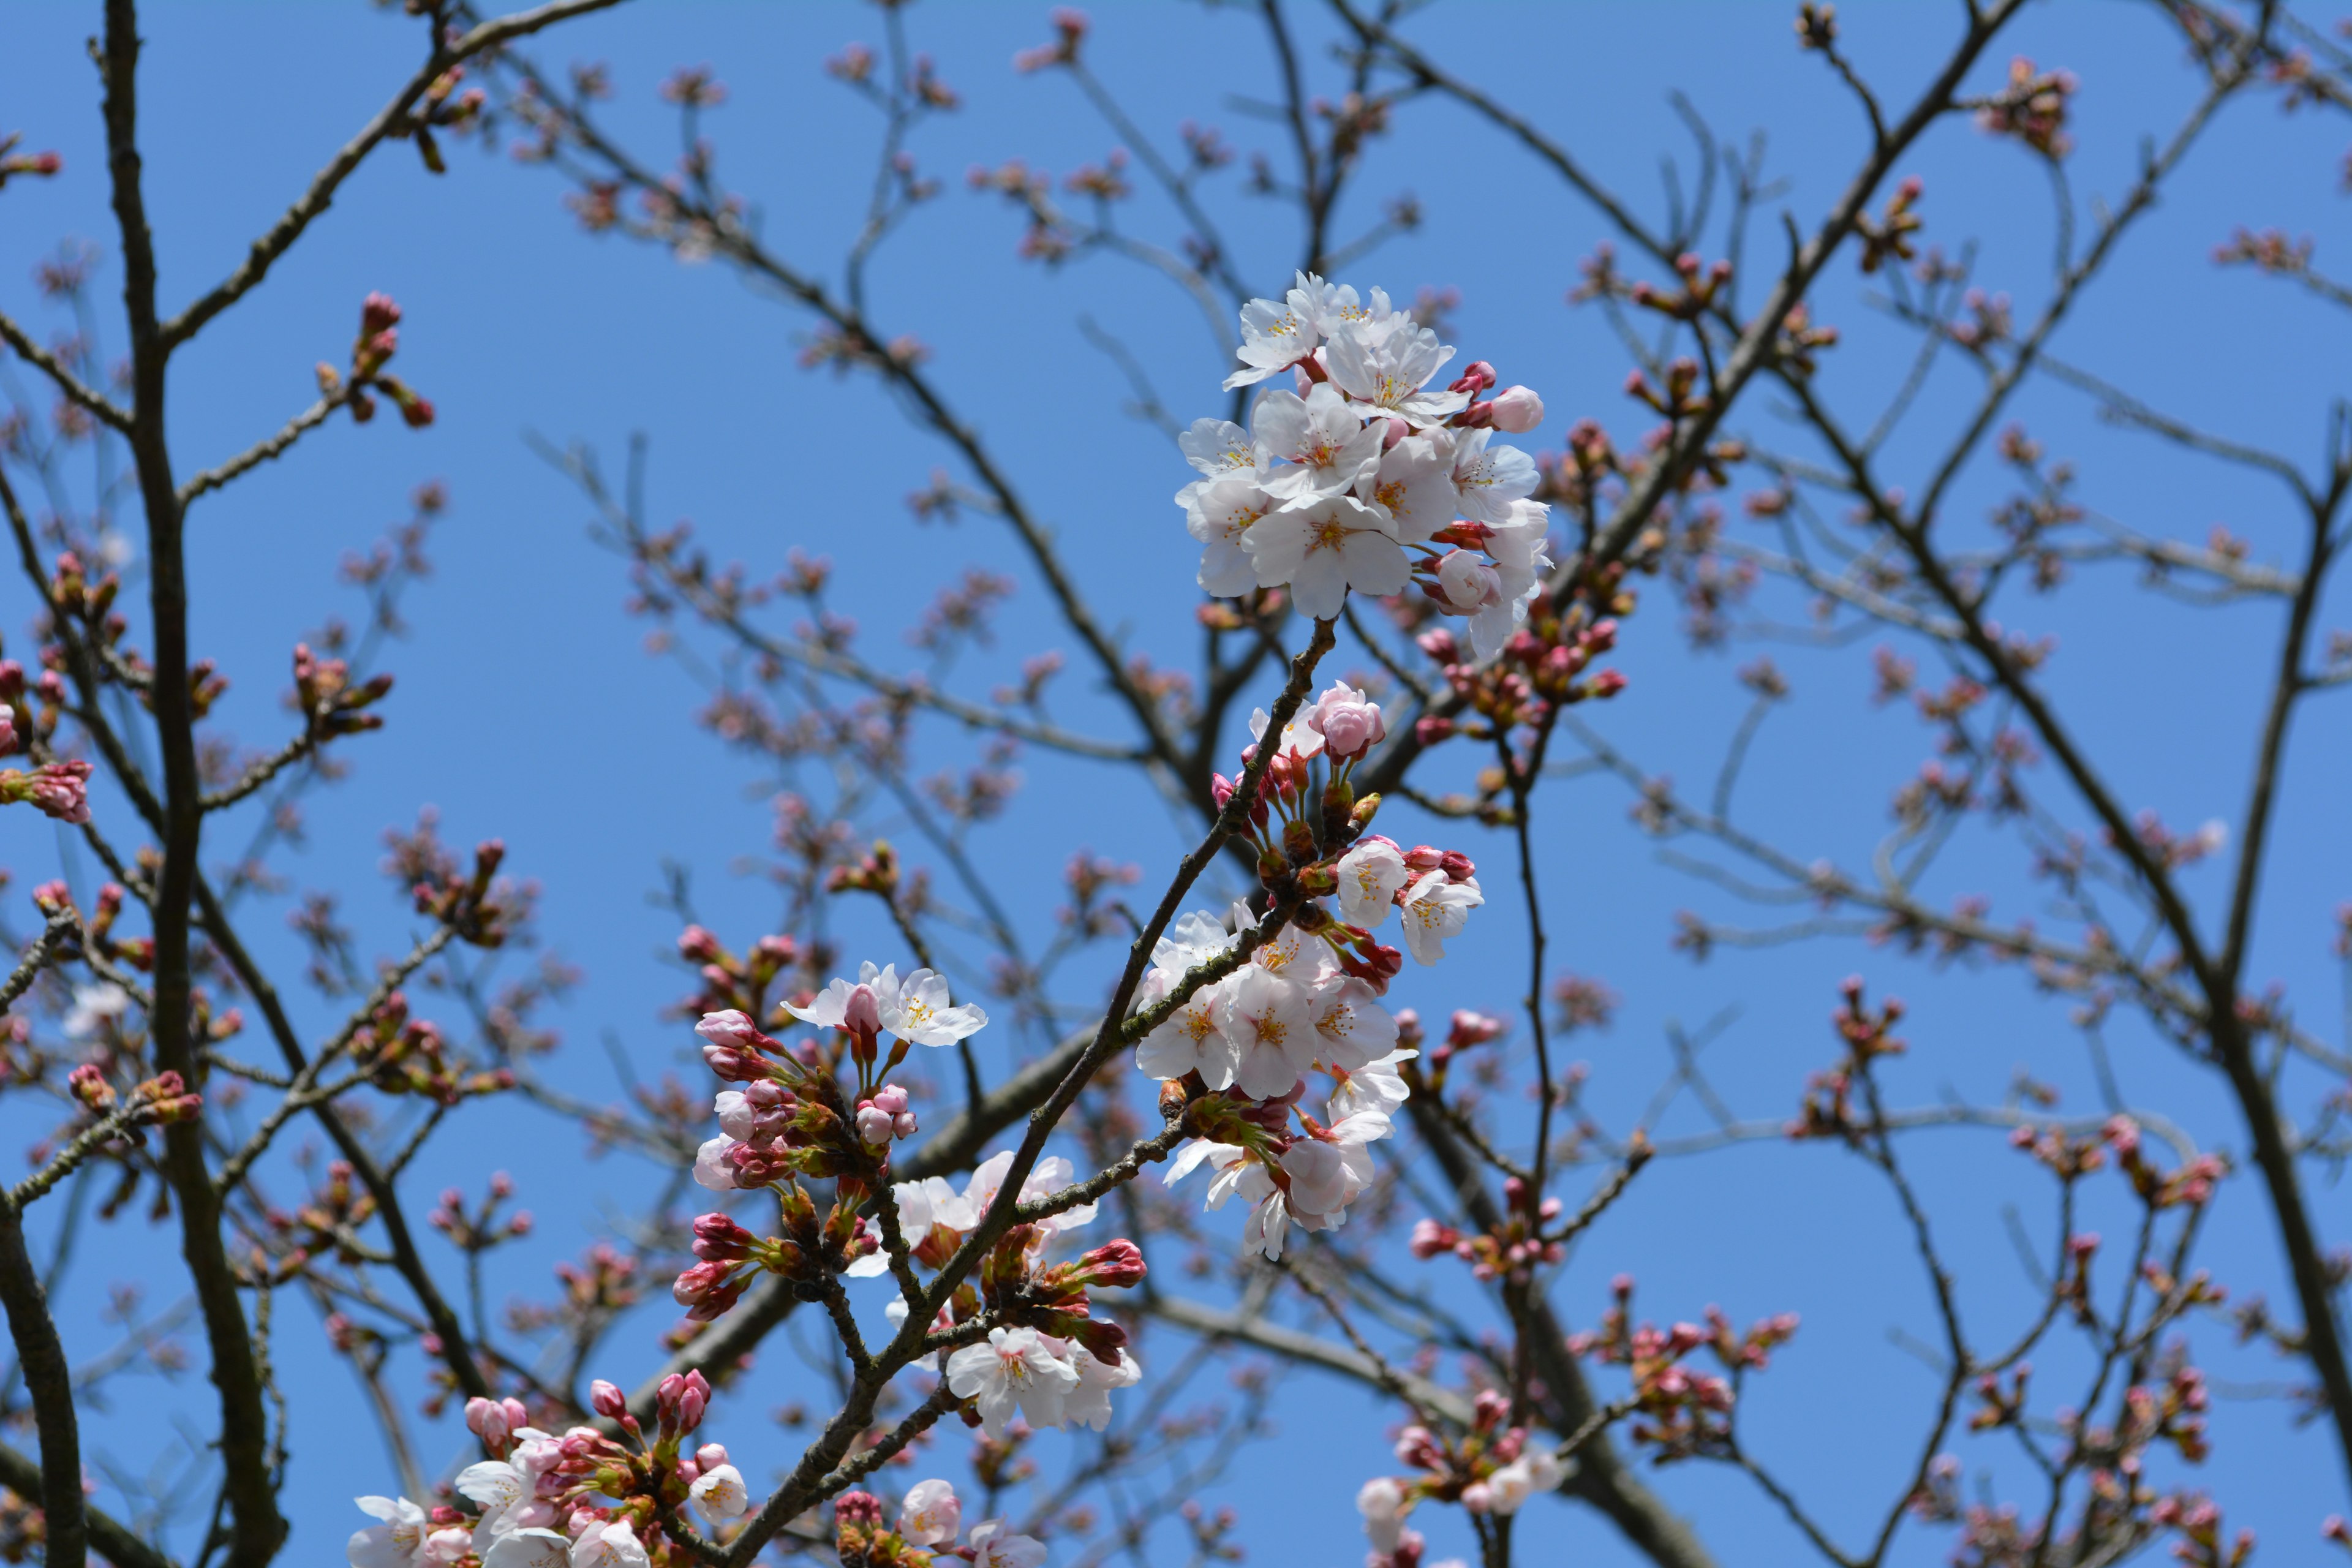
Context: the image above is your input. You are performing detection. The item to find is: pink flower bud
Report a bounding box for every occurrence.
[855,1104,894,1147]
[696,1009,767,1050]
[1447,360,1497,395]
[870,1084,910,1116]
[843,984,882,1037]
[1075,1239,1147,1289]
[834,1491,883,1525]
[67,1063,113,1112]
[692,1213,755,1261]
[677,925,723,962]
[1487,385,1545,433]
[590,1381,627,1420]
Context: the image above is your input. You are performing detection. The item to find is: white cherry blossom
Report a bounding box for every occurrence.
[1329,1049,1417,1122]
[1183,477,1275,598]
[1307,973,1396,1072]
[1245,495,1408,620]
[1253,385,1383,502]
[899,1479,963,1547]
[1399,872,1483,965]
[1250,921,1333,987]
[1354,433,1457,544]
[1324,316,1465,426]
[1487,1446,1567,1513]
[871,964,987,1045]
[1060,1344,1144,1430]
[960,1150,1096,1237]
[967,1520,1050,1568]
[1358,1477,1409,1556]
[481,1533,567,1568]
[1281,1112,1390,1231]
[1218,964,1317,1100]
[62,982,129,1042]
[1136,973,1242,1090]
[1178,417,1268,480]
[1223,282,1322,390]
[567,1523,649,1568]
[1449,428,1539,524]
[349,1496,429,1568]
[692,1136,740,1193]
[1335,837,1411,929]
[946,1325,1082,1436]
[689,1464,751,1523]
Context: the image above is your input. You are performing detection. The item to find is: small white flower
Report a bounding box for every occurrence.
[946,1326,1082,1436]
[1060,1344,1142,1431]
[898,1478,963,1547]
[688,1464,751,1524]
[480,1531,568,1568]
[1307,973,1396,1072]
[1224,277,1324,391]
[1329,1049,1417,1122]
[967,1519,1050,1568]
[1357,1477,1409,1555]
[62,982,129,1042]
[1324,316,1464,426]
[1217,964,1317,1101]
[692,1136,740,1193]
[1353,433,1458,544]
[1136,973,1242,1091]
[1449,428,1539,525]
[568,1522,649,1568]
[1178,417,1269,480]
[1335,838,1410,930]
[1245,495,1408,621]
[1183,477,1275,598]
[454,1460,530,1534]
[1253,385,1384,502]
[349,1496,428,1568]
[1398,872,1483,965]
[1280,1112,1389,1232]
[1486,1446,1568,1514]
[872,964,988,1046]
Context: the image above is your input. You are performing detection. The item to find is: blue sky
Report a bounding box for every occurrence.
[2,2,2350,1564]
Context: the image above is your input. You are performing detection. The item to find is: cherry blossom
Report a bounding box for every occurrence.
[1308,973,1397,1071]
[348,1496,431,1568]
[1243,495,1408,620]
[479,1531,569,1568]
[690,1463,751,1523]
[1223,281,1321,390]
[1061,1344,1144,1430]
[1183,477,1275,597]
[1253,383,1385,501]
[871,963,988,1044]
[1336,837,1410,929]
[898,1479,963,1547]
[945,1325,1082,1435]
[1400,871,1485,965]
[1330,1049,1417,1121]
[566,1522,649,1568]
[1218,963,1318,1099]
[1177,416,1268,481]
[1447,426,1539,524]
[1354,432,1458,543]
[1323,314,1464,425]
[1135,977,1242,1090]
[966,1520,1050,1568]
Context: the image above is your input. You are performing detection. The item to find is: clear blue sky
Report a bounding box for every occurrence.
[2,2,2348,1564]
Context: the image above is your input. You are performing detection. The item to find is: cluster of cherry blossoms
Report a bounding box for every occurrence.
[1355,1392,1567,1568]
[1143,680,1480,1261]
[1178,272,1553,655]
[833,1479,1044,1568]
[685,962,1147,1438]
[347,1384,746,1568]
